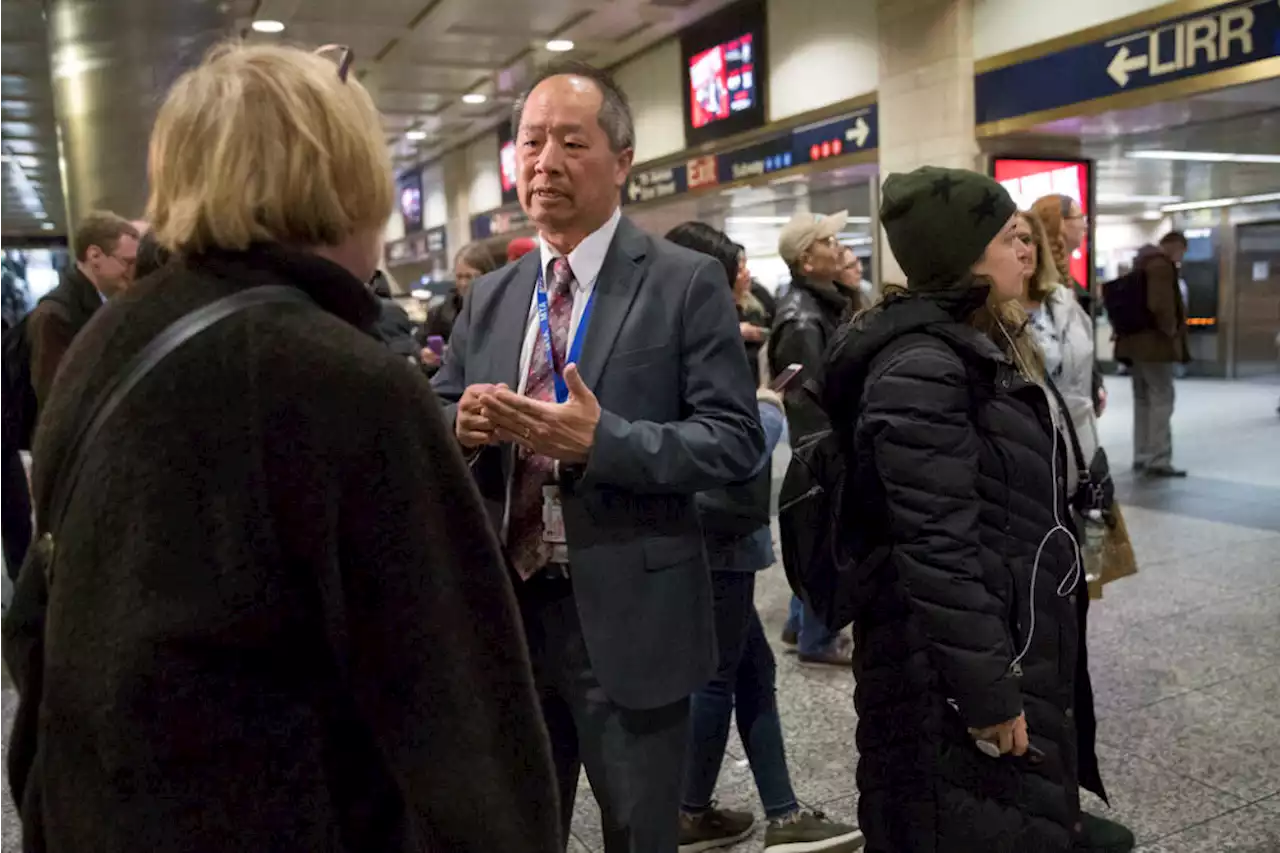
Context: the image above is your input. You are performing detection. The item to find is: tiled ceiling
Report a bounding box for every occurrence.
[233,0,738,174]
[2,0,67,238]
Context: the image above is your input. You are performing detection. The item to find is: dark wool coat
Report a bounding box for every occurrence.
[3,245,560,853]
[823,289,1105,853]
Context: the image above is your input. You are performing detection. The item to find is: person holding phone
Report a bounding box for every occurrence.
[667,221,863,852]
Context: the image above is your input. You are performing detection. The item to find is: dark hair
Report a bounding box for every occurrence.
[1159,230,1188,248]
[511,59,635,153]
[454,241,499,276]
[73,210,139,262]
[133,230,172,279]
[664,221,738,289]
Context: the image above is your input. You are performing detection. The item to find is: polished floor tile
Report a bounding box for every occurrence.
[1135,802,1280,852]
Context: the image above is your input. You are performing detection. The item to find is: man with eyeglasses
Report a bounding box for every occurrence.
[28,211,139,405]
[769,210,860,668]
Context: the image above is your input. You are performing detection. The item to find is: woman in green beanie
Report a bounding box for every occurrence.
[818,167,1133,852]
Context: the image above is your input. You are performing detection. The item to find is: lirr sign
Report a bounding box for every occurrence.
[976,0,1280,127]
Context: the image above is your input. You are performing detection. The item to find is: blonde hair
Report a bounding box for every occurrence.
[147,42,393,254]
[1017,209,1061,303]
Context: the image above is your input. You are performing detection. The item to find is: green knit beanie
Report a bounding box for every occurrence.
[880,166,1017,291]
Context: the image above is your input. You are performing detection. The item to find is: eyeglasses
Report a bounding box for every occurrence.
[314,44,354,82]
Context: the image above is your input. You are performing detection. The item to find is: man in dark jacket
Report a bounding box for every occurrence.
[26,211,138,405]
[1114,231,1190,477]
[768,209,857,667]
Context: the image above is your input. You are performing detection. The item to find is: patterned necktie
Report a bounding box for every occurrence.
[508,257,575,579]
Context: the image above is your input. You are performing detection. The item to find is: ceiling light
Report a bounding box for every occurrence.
[0,154,10,163]
[41,222,55,230]
[410,289,432,300]
[545,39,575,52]
[251,20,285,33]
[1142,211,1164,221]
[461,93,487,105]
[1160,192,1280,212]
[1127,150,1280,165]
[1096,193,1184,205]
[406,130,427,141]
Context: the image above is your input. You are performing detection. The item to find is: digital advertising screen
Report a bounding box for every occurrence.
[498,121,519,206]
[680,0,766,146]
[992,156,1094,289]
[689,33,756,130]
[396,170,424,234]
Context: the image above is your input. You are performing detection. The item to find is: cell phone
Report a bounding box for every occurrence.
[426,335,445,356]
[770,363,803,393]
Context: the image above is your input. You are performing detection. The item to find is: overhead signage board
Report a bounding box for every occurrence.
[626,164,689,204]
[622,104,878,207]
[470,207,533,241]
[975,0,1280,128]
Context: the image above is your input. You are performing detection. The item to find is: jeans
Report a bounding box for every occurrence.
[785,595,837,657]
[683,572,799,821]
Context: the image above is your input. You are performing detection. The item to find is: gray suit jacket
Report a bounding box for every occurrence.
[433,215,764,709]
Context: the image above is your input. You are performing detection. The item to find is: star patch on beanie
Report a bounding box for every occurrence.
[879,166,1017,290]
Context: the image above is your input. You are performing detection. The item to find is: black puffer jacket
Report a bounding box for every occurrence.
[823,288,1103,853]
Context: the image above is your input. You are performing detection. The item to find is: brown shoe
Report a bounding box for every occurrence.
[798,635,855,668]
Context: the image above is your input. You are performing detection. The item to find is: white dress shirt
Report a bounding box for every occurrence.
[516,206,622,395]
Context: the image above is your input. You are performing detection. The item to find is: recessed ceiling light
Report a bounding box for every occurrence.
[1127,150,1280,164]
[406,130,427,141]
[1161,192,1280,212]
[41,222,55,230]
[251,19,285,33]
[545,39,575,52]
[461,93,487,105]
[1142,210,1164,220]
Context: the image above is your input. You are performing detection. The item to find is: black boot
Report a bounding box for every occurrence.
[1074,812,1135,853]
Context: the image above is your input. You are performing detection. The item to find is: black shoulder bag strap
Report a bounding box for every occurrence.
[42,285,314,573]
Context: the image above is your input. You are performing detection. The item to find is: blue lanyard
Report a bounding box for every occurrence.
[535,261,596,403]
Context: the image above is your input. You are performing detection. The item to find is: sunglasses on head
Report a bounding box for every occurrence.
[314,44,354,82]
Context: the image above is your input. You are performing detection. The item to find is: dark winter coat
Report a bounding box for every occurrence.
[26,266,103,406]
[2,244,560,853]
[768,277,853,442]
[823,287,1104,853]
[1113,246,1190,365]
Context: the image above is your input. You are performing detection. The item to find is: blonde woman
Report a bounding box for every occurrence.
[1016,210,1102,462]
[3,43,559,852]
[818,168,1131,852]
[1032,193,1107,416]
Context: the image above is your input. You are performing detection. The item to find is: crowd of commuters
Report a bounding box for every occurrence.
[0,36,1203,853]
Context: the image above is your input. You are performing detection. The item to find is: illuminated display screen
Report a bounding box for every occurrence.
[397,171,423,234]
[680,1,766,146]
[993,157,1094,288]
[688,34,756,130]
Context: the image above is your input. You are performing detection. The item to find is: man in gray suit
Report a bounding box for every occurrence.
[432,60,763,852]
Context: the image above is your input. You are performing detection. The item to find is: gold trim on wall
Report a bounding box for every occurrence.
[975,0,1240,74]
[976,55,1280,137]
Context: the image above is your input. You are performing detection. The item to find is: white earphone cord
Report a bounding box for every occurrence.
[997,321,1082,672]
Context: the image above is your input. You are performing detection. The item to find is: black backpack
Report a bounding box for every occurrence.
[1101,266,1151,336]
[3,314,41,452]
[778,415,860,632]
